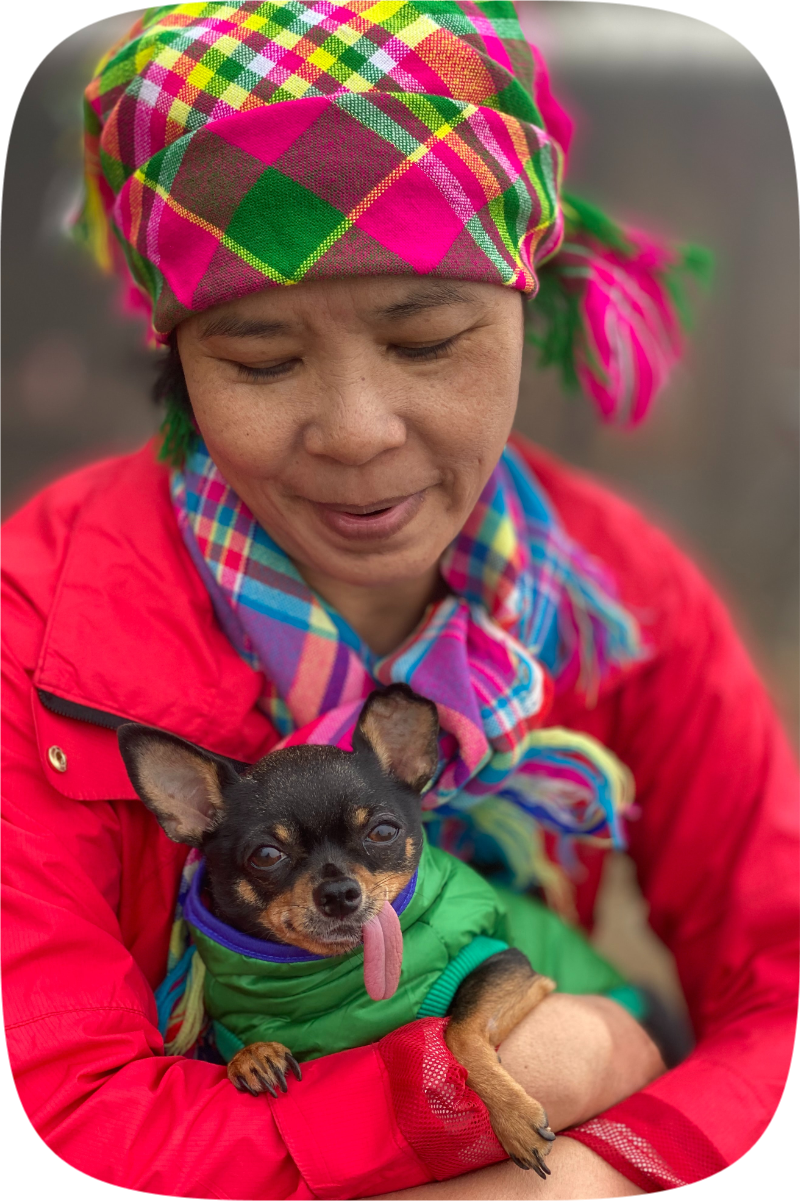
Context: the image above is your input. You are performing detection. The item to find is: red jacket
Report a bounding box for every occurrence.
[2,435,797,1197]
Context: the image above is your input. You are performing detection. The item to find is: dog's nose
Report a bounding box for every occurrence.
[313,877,362,918]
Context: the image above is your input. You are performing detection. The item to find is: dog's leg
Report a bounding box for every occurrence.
[228,1041,303,1098]
[445,949,557,1178]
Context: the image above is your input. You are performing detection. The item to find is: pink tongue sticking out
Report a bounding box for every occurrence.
[362,900,403,1001]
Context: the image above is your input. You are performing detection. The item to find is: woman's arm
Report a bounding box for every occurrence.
[559,510,800,1191]
[375,994,662,1199]
[498,994,665,1133]
[376,1140,644,1200]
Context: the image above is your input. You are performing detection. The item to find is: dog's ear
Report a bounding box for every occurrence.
[117,724,240,846]
[353,685,439,793]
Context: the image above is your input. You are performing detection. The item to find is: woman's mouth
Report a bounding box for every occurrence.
[311,491,426,541]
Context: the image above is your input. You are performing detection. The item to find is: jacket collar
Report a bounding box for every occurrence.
[33,440,277,765]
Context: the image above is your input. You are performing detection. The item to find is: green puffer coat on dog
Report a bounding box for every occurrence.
[184,837,639,1063]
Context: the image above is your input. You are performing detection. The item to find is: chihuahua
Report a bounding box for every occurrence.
[118,684,557,1176]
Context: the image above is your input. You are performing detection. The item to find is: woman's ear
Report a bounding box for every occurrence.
[117,724,240,846]
[353,685,439,793]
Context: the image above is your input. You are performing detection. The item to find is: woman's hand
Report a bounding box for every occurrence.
[373,993,664,1200]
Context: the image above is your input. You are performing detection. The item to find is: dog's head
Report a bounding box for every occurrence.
[118,685,439,956]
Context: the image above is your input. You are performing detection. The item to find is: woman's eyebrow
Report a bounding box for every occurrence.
[374,284,473,321]
[199,315,292,340]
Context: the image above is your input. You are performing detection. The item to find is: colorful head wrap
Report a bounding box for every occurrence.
[77,1,709,432]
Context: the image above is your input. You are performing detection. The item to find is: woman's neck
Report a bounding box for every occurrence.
[299,563,447,658]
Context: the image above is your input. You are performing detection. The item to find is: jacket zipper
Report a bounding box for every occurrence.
[38,689,127,730]
[37,688,254,770]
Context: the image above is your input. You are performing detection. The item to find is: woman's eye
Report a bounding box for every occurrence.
[235,360,298,382]
[247,845,285,870]
[366,823,400,844]
[392,338,455,362]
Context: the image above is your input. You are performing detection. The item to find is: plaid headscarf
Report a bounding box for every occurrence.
[77,1,708,425]
[173,439,642,916]
[80,1,563,332]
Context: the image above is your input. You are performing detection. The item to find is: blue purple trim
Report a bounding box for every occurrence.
[184,861,418,963]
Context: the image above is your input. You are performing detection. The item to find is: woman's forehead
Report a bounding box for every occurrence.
[192,277,502,340]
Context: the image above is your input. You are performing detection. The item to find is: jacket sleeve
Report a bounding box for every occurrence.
[560,519,799,1190]
[1,641,504,1200]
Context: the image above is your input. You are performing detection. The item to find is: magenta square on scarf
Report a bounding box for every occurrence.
[354,161,464,271]
[213,99,325,168]
[156,203,222,306]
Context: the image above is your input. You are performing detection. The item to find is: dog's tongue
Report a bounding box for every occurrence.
[362,900,403,1001]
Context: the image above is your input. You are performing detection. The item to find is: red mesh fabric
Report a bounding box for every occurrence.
[376,1017,507,1181]
[562,1093,728,1192]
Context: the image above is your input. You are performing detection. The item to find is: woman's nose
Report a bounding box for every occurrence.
[302,374,406,466]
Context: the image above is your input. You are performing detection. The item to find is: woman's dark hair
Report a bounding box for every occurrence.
[152,332,196,465]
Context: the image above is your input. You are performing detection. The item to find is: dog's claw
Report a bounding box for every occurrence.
[533,1148,551,1176]
[286,1054,302,1081]
[235,1075,260,1098]
[536,1124,556,1142]
[253,1070,278,1098]
[273,1065,288,1093]
[529,1154,548,1181]
[509,1154,530,1171]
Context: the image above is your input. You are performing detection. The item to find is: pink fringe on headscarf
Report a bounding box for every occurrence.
[559,233,685,425]
[530,42,701,426]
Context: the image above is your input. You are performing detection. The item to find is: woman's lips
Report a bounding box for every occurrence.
[311,491,426,541]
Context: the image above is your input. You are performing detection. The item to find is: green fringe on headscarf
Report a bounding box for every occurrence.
[158,398,196,466]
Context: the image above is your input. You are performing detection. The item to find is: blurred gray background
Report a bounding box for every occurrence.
[2,1,797,1011]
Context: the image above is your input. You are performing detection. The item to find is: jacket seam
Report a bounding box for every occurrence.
[32,456,127,693]
[6,1004,151,1031]
[374,1045,430,1177]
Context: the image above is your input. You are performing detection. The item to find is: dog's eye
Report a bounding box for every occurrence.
[248,845,285,871]
[366,823,400,844]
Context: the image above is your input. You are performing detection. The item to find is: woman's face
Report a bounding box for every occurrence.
[178,275,523,589]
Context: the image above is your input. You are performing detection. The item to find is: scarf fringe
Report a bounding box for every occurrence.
[467,797,579,922]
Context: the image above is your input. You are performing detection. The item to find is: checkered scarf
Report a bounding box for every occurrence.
[78,1,563,336]
[76,1,707,428]
[173,439,642,913]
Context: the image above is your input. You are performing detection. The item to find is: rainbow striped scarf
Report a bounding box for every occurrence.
[172,441,643,917]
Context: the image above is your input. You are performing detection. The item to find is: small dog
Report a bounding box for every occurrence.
[119,684,557,1176]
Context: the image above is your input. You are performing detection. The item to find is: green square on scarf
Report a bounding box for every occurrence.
[226,168,344,275]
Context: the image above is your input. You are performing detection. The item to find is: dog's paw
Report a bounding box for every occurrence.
[227,1041,303,1099]
[492,1097,556,1180]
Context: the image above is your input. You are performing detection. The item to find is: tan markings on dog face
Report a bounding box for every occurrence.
[273,824,292,843]
[359,692,439,791]
[236,879,259,906]
[257,872,362,957]
[352,807,370,827]
[350,863,414,908]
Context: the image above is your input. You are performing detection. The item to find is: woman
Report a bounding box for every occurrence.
[2,4,797,1199]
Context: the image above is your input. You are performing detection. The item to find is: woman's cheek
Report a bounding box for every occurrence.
[192,379,296,477]
[413,349,519,467]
